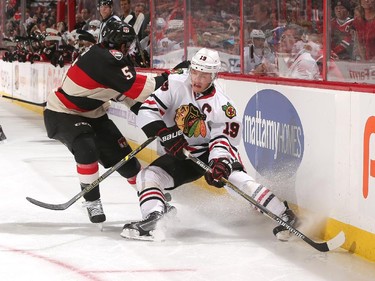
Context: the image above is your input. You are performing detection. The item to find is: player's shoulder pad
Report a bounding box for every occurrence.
[108,49,124,60]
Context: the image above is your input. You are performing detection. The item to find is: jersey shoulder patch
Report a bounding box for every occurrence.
[222,102,237,119]
[109,49,124,60]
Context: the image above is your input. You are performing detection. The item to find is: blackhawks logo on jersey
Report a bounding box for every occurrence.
[222,102,236,119]
[175,103,207,138]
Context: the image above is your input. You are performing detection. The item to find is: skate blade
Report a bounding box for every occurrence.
[94,222,104,232]
[120,228,165,242]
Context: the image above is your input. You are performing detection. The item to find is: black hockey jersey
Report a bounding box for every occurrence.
[46,44,156,118]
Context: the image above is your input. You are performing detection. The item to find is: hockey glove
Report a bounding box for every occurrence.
[204,158,232,188]
[155,61,191,88]
[158,125,189,160]
[172,60,191,71]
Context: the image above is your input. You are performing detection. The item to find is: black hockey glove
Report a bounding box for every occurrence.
[154,60,190,88]
[172,60,191,71]
[154,71,170,89]
[158,125,189,160]
[204,158,232,188]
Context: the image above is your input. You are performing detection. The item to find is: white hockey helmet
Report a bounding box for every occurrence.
[190,48,221,75]
[250,29,266,39]
[156,17,166,29]
[89,19,100,28]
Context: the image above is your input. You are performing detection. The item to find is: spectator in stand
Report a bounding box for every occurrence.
[80,8,92,30]
[244,29,275,74]
[56,21,68,39]
[331,0,354,60]
[25,11,34,27]
[5,0,17,19]
[353,3,365,20]
[351,4,365,60]
[74,12,86,30]
[134,2,146,17]
[89,19,101,32]
[353,0,375,61]
[119,0,136,27]
[88,20,101,42]
[139,21,150,52]
[156,19,184,54]
[200,32,217,48]
[252,2,275,35]
[138,3,150,41]
[155,17,167,42]
[47,15,57,29]
[98,0,121,43]
[38,19,48,33]
[133,2,146,35]
[3,21,18,40]
[261,24,320,80]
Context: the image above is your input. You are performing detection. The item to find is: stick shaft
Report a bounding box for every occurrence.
[183,149,345,252]
[26,137,156,210]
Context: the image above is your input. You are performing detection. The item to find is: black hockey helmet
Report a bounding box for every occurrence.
[102,20,136,50]
[98,0,113,7]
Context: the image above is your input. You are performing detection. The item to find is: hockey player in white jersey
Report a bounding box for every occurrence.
[121,48,298,241]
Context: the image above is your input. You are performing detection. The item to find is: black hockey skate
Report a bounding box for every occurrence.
[82,198,106,223]
[273,201,298,241]
[121,204,177,241]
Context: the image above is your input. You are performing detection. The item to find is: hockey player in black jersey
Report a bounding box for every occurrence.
[121,48,298,241]
[97,0,121,43]
[43,20,171,225]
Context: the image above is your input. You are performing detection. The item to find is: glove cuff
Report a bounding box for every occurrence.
[158,126,183,143]
[142,120,167,139]
[209,158,232,173]
[209,158,244,172]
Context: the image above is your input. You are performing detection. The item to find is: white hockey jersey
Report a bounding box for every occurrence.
[137,72,242,162]
[244,45,275,73]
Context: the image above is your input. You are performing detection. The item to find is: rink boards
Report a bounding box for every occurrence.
[1,60,374,262]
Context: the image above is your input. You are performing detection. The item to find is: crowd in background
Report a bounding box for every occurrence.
[2,1,95,66]
[1,0,375,82]
[1,0,151,67]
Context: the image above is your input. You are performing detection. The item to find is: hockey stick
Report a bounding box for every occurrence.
[26,136,157,211]
[183,150,346,252]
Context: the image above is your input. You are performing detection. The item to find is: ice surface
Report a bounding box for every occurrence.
[1,98,374,281]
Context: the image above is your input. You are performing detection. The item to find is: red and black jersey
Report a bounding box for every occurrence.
[46,44,156,118]
[331,17,353,59]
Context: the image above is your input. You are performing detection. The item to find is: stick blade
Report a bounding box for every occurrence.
[26,196,70,211]
[326,231,346,251]
[312,230,346,252]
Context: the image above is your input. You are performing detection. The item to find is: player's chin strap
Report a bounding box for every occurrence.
[26,137,157,211]
[183,149,346,253]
